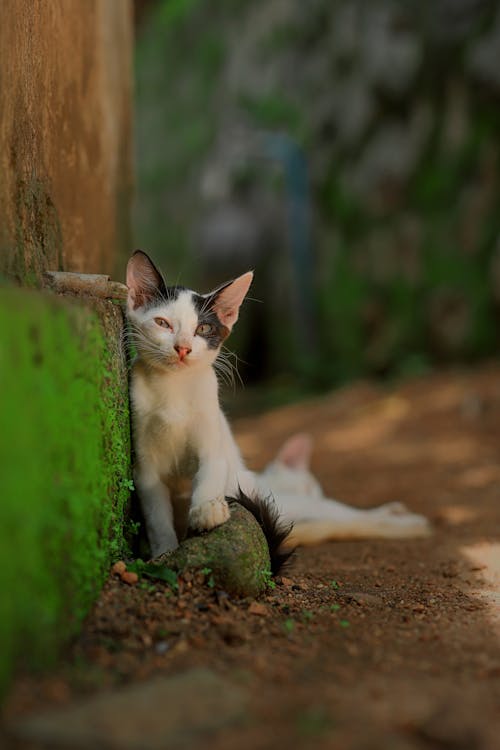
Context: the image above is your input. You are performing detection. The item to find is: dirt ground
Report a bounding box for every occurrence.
[3,364,500,749]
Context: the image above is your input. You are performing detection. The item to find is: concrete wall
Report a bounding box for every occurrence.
[0,0,133,282]
[0,289,132,695]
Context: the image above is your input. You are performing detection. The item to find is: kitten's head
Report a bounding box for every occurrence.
[263,433,323,498]
[126,250,252,371]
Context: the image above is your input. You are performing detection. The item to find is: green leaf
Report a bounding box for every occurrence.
[128,559,179,589]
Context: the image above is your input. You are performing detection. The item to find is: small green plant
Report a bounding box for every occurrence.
[330,603,341,612]
[302,610,314,623]
[259,568,276,590]
[125,518,141,536]
[339,620,350,628]
[139,581,157,594]
[201,567,215,588]
[283,618,295,634]
[128,559,179,590]
[330,580,340,590]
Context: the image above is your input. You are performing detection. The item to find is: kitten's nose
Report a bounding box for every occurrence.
[175,345,191,361]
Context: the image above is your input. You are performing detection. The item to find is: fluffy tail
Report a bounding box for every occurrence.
[229,490,295,575]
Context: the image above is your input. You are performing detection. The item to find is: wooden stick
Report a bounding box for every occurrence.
[44,271,128,300]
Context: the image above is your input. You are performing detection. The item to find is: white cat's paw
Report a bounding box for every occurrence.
[189,497,230,531]
[150,538,178,559]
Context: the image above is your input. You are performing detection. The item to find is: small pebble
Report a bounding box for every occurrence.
[248,602,268,616]
[112,561,126,576]
[121,571,138,585]
[155,641,170,655]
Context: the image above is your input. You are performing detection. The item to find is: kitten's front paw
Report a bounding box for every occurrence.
[150,538,178,559]
[189,497,230,531]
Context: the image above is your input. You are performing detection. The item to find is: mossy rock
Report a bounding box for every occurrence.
[157,504,271,597]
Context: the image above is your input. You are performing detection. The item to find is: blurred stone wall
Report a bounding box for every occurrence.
[0,0,133,282]
[136,0,500,383]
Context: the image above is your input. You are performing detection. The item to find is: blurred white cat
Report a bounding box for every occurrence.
[258,433,431,547]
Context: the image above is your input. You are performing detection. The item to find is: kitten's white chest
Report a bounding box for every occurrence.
[138,404,194,478]
[150,385,194,446]
[157,399,193,428]
[132,364,216,478]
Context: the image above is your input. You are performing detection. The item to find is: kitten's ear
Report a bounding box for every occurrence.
[275,433,313,470]
[208,271,253,330]
[126,250,167,310]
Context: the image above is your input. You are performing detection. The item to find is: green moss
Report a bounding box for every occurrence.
[0,289,131,696]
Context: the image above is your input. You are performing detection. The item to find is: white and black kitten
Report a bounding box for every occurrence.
[126,251,430,562]
[126,250,268,557]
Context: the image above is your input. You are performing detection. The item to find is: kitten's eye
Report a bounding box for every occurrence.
[196,323,215,336]
[154,317,172,330]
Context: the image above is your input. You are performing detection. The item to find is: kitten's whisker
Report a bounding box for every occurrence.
[219,347,244,387]
[213,358,234,388]
[222,345,248,367]
[199,294,214,316]
[213,350,241,390]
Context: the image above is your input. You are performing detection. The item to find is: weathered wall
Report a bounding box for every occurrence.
[0,1,134,695]
[0,0,133,282]
[0,290,132,695]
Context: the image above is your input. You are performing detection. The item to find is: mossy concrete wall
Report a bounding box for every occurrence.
[0,0,133,282]
[0,1,134,696]
[0,289,131,695]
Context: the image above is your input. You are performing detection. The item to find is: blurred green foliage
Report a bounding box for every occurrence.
[135,0,500,392]
[239,92,303,133]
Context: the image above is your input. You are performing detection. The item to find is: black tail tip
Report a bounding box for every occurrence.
[229,489,295,576]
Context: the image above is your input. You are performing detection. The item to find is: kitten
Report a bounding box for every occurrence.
[258,433,431,546]
[126,251,430,561]
[126,250,260,558]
